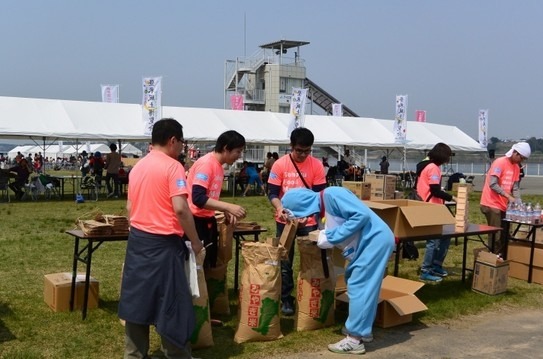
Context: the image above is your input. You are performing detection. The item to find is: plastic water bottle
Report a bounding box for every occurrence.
[519,203,527,223]
[533,203,541,224]
[525,203,533,224]
[505,202,514,221]
[512,202,520,222]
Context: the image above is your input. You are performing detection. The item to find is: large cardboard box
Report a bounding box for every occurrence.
[336,275,427,328]
[342,181,371,200]
[472,250,509,295]
[507,241,543,284]
[44,272,99,312]
[363,199,455,237]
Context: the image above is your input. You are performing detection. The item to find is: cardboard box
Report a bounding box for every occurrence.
[342,181,371,200]
[279,220,297,252]
[44,272,99,312]
[508,261,543,285]
[336,275,427,328]
[363,199,455,237]
[472,250,509,295]
[507,241,543,265]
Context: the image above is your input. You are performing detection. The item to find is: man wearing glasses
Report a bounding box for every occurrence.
[480,141,531,254]
[267,127,327,316]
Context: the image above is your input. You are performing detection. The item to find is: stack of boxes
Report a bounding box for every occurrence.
[365,174,397,200]
[455,184,470,231]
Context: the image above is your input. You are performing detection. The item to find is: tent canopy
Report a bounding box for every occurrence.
[0,96,485,152]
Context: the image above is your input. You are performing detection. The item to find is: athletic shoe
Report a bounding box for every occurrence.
[431,267,449,277]
[341,326,374,343]
[419,272,443,283]
[328,336,366,354]
[281,301,294,316]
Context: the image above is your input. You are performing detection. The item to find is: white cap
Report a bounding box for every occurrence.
[505,142,531,158]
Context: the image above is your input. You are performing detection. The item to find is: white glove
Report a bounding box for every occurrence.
[317,230,334,249]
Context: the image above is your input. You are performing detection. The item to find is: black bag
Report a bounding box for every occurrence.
[402,241,419,260]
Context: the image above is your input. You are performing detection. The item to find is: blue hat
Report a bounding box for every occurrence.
[94,151,101,157]
[281,188,320,218]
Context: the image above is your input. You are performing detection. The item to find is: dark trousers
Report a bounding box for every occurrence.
[276,222,318,304]
[106,172,120,195]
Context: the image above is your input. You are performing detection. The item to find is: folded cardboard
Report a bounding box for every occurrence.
[363,199,455,237]
[452,183,473,193]
[336,275,427,328]
[472,249,509,295]
[508,261,543,285]
[279,220,298,252]
[507,241,543,284]
[44,272,99,312]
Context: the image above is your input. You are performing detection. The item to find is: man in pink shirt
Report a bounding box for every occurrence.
[480,142,531,254]
[187,130,247,268]
[119,118,203,359]
[267,127,327,315]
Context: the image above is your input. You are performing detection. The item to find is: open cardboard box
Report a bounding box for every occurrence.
[336,275,427,328]
[363,199,455,237]
[472,249,509,295]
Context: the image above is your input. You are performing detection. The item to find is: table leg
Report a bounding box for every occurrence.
[393,242,401,276]
[502,221,510,260]
[70,237,80,311]
[461,235,468,283]
[82,240,93,320]
[528,227,536,283]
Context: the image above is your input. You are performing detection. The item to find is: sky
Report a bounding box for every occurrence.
[2,0,542,141]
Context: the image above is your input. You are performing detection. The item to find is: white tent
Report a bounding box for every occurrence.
[0,96,485,152]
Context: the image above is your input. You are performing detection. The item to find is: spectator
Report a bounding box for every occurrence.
[242,162,266,196]
[343,149,355,166]
[267,127,327,316]
[118,118,202,359]
[90,151,104,189]
[379,156,390,174]
[79,151,90,177]
[480,142,530,254]
[9,158,32,200]
[415,143,456,283]
[105,143,122,198]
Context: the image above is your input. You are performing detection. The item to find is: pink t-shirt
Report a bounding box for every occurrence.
[416,162,443,204]
[480,156,520,211]
[186,152,225,218]
[127,150,189,235]
[268,154,326,225]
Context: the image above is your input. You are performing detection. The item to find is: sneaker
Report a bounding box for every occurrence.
[419,272,443,283]
[281,301,294,316]
[341,326,373,343]
[328,336,366,354]
[431,267,448,277]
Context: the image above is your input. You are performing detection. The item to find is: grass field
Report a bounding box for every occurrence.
[0,187,542,358]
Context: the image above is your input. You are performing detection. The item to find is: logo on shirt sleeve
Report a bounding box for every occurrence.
[196,173,209,181]
[269,172,278,180]
[176,179,187,188]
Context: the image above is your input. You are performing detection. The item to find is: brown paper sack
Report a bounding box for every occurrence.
[234,242,286,343]
[295,237,336,331]
[190,249,214,349]
[205,259,230,315]
[218,220,234,264]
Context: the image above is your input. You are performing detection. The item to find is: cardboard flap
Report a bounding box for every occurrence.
[400,205,455,227]
[382,275,424,294]
[362,201,398,210]
[387,295,428,315]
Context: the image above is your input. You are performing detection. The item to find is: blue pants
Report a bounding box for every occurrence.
[421,238,451,273]
[344,232,394,337]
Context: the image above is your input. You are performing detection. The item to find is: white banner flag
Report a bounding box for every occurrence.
[332,103,343,117]
[101,84,119,103]
[287,87,308,136]
[58,141,64,153]
[394,95,408,142]
[142,76,163,136]
[85,141,91,153]
[478,109,488,148]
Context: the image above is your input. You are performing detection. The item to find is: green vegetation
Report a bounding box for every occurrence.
[0,190,542,358]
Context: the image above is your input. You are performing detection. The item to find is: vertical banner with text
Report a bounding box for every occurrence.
[394,95,408,142]
[142,77,162,136]
[101,85,119,103]
[332,103,343,117]
[478,109,488,148]
[415,110,426,122]
[230,94,244,110]
[287,87,308,137]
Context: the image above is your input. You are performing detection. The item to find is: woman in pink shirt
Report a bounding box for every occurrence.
[415,143,456,283]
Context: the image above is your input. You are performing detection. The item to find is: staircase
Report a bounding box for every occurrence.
[304,78,359,117]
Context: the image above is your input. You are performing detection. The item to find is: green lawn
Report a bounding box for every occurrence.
[0,189,542,358]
